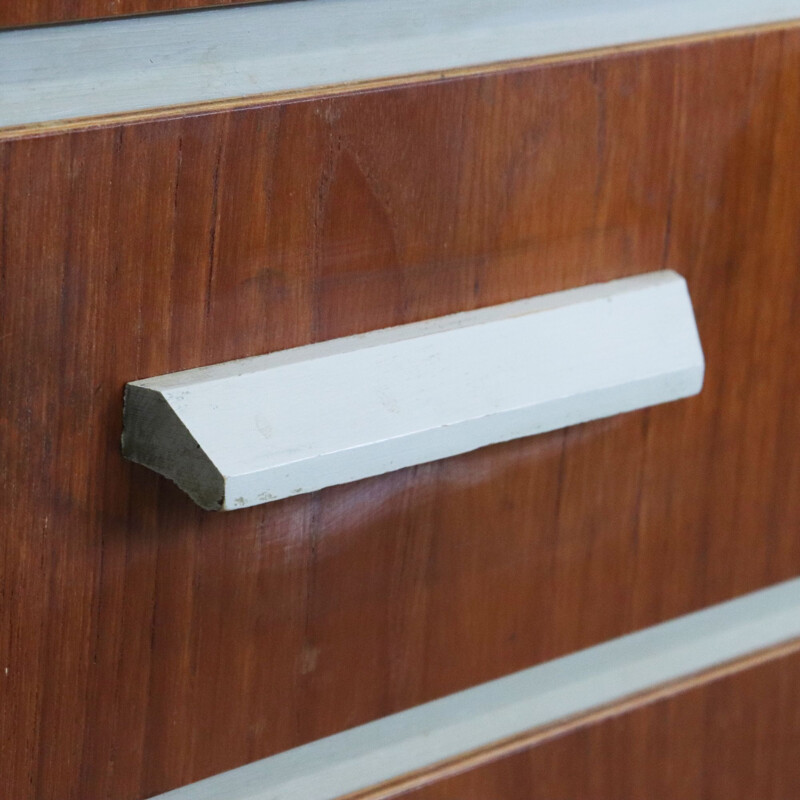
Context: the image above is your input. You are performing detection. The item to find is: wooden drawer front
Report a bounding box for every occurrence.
[2,27,800,800]
[407,647,800,800]
[0,0,255,29]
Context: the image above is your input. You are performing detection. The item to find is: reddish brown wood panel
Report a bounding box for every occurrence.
[1,27,800,800]
[406,646,800,800]
[0,0,261,29]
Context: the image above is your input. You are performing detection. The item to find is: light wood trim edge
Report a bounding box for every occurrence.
[150,579,800,800]
[345,636,800,800]
[3,18,800,143]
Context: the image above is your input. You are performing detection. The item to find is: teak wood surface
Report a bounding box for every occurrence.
[406,645,800,800]
[2,27,800,800]
[0,0,260,28]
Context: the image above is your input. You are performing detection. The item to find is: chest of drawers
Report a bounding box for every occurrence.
[2,5,800,798]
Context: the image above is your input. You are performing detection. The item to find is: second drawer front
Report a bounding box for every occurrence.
[2,26,800,800]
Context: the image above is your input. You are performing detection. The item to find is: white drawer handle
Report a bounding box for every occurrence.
[122,270,704,511]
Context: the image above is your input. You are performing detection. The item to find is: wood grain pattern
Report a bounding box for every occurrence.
[0,0,261,29]
[2,27,800,800]
[405,644,800,800]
